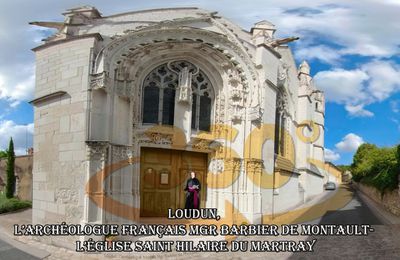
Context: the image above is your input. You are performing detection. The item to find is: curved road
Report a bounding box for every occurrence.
[176,185,400,259]
[0,237,39,260]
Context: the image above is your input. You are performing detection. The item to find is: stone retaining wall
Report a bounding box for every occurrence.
[355,182,400,217]
[0,155,33,201]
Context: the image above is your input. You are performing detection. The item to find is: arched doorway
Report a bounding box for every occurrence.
[138,60,214,217]
[140,147,208,217]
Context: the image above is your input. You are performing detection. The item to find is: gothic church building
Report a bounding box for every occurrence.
[31,6,326,239]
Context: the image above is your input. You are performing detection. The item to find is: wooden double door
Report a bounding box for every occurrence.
[140,147,207,217]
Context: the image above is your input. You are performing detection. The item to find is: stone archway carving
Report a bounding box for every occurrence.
[91,27,262,119]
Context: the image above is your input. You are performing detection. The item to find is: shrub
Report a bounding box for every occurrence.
[351,143,399,193]
[0,194,32,214]
[362,167,398,192]
[0,150,7,159]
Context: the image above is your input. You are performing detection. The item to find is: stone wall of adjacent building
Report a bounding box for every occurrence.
[0,155,33,201]
[324,162,342,184]
[355,182,400,217]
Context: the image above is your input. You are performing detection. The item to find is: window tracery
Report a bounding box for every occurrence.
[142,61,214,131]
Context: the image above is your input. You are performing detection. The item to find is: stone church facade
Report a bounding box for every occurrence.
[31,6,326,236]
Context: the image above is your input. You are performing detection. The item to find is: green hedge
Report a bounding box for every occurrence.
[0,194,32,214]
[351,144,399,193]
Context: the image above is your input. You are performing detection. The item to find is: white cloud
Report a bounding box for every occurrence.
[362,60,400,101]
[295,45,341,65]
[390,100,399,113]
[251,1,400,58]
[335,133,364,152]
[345,104,374,117]
[314,68,369,104]
[324,148,340,161]
[314,60,400,117]
[391,118,400,131]
[0,120,33,155]
[0,66,35,107]
[384,0,400,5]
[0,1,399,116]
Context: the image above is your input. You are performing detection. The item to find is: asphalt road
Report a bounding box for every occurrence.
[305,186,383,225]
[289,186,400,260]
[175,185,400,259]
[0,238,39,260]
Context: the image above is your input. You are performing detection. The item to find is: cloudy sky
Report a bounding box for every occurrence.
[0,0,399,164]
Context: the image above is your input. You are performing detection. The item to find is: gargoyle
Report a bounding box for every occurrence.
[270,37,300,47]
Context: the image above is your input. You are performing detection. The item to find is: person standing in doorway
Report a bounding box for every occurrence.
[184,171,201,209]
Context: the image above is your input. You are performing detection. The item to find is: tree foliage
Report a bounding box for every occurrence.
[351,143,399,192]
[0,193,31,214]
[5,138,16,199]
[0,150,7,159]
[337,164,351,172]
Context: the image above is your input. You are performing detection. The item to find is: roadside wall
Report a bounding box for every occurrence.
[355,182,400,217]
[0,155,33,201]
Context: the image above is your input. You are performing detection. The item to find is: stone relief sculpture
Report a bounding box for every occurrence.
[278,63,290,84]
[227,69,251,123]
[177,67,193,103]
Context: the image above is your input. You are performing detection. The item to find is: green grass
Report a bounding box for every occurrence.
[0,193,31,214]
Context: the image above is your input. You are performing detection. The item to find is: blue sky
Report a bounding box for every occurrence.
[0,0,399,164]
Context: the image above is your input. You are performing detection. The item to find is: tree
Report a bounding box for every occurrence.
[396,145,400,167]
[0,150,7,159]
[5,138,16,199]
[337,164,351,172]
[351,143,399,192]
[351,143,378,181]
[366,147,398,192]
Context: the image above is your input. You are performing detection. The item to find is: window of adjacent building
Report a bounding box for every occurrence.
[142,61,213,131]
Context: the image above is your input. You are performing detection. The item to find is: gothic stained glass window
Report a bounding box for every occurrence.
[274,108,281,155]
[143,83,159,124]
[191,93,197,129]
[191,72,213,132]
[142,61,214,131]
[199,94,211,131]
[162,87,175,125]
[274,91,286,156]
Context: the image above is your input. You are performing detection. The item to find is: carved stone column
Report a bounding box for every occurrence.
[245,158,263,222]
[227,70,248,124]
[80,141,108,243]
[223,157,242,223]
[84,141,108,225]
